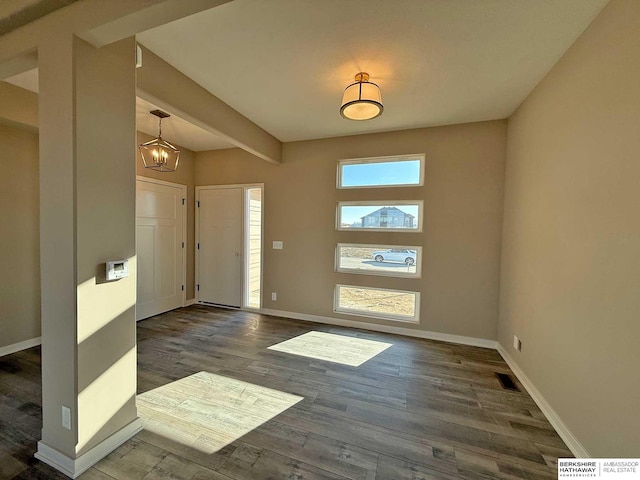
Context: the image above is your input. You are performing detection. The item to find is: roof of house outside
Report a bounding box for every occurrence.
[361,207,414,219]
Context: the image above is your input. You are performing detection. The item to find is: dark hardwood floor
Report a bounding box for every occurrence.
[0,305,571,479]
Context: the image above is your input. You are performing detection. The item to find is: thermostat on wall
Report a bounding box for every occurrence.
[106,259,129,281]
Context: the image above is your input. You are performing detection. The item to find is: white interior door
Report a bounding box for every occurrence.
[197,187,243,307]
[136,178,185,320]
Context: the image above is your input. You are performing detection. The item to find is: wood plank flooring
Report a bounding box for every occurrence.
[0,305,571,479]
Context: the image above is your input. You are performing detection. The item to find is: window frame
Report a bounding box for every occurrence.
[335,243,422,279]
[336,200,424,232]
[334,284,420,323]
[336,154,425,189]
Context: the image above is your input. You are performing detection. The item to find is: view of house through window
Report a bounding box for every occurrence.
[336,244,421,278]
[334,285,419,323]
[338,154,424,188]
[245,187,262,308]
[337,201,423,231]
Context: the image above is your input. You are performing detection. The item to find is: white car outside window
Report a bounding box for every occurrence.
[371,249,417,265]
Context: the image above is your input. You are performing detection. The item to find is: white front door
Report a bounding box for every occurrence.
[197,187,243,307]
[136,178,185,320]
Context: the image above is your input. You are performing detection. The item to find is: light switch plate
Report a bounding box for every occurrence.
[513,335,522,351]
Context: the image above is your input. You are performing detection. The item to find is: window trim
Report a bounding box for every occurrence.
[336,154,425,189]
[336,200,424,232]
[335,243,422,279]
[334,284,420,323]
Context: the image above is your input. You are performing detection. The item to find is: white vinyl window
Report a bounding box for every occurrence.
[336,244,422,278]
[337,154,424,189]
[336,201,423,232]
[334,285,420,323]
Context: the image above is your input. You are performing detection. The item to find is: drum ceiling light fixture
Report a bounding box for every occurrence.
[340,72,383,121]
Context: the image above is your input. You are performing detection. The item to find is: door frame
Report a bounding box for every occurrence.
[195,183,264,309]
[136,175,188,312]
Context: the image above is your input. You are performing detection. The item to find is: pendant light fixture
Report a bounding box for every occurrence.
[340,72,383,121]
[139,110,180,172]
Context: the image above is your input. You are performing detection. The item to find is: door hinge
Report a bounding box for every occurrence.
[197,201,200,208]
[181,285,184,291]
[182,242,185,248]
[182,198,186,205]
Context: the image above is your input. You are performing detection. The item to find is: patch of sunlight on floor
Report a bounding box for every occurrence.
[136,372,303,454]
[267,331,392,367]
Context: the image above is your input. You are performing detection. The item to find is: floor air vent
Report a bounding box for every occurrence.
[495,372,519,391]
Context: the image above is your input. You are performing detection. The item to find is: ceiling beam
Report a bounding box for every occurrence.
[0,0,231,65]
[137,46,282,164]
[0,81,38,129]
[0,50,37,80]
[80,0,232,48]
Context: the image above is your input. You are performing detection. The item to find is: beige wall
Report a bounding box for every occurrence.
[0,123,40,349]
[499,0,640,456]
[136,131,196,300]
[196,120,506,340]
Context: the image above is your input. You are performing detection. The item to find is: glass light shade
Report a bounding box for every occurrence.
[340,73,383,121]
[139,137,180,172]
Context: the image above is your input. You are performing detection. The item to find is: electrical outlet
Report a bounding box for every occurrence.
[61,405,71,430]
[272,241,283,250]
[271,292,277,301]
[513,335,522,352]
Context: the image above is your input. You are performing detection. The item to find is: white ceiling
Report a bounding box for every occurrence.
[3,69,235,152]
[3,1,610,148]
[138,0,608,142]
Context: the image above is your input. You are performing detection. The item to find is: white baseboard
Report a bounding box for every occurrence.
[184,298,197,307]
[35,418,142,478]
[496,343,589,458]
[260,308,497,349]
[0,336,41,357]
